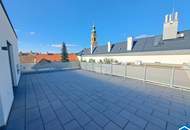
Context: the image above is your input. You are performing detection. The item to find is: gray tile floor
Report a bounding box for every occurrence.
[3,70,190,130]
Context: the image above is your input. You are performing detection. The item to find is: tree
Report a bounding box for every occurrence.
[61,42,68,62]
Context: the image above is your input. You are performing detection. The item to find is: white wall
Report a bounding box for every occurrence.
[0,2,20,127]
[80,52,190,65]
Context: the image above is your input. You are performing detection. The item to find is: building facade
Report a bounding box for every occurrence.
[0,0,20,127]
[78,12,190,65]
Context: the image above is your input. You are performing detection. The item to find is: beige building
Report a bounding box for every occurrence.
[78,12,190,65]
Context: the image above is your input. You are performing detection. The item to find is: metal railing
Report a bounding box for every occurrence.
[80,62,190,90]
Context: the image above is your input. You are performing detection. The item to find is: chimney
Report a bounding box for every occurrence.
[174,12,178,21]
[169,14,173,23]
[127,37,133,51]
[107,41,111,52]
[165,15,169,23]
[163,12,179,40]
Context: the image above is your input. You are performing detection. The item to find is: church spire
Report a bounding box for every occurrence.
[91,25,97,49]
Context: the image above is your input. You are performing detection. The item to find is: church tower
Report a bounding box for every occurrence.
[91,25,97,50]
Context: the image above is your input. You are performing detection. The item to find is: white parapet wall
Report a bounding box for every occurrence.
[79,50,190,65]
[0,1,20,127]
[21,62,81,73]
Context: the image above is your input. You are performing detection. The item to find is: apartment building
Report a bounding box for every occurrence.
[0,0,20,127]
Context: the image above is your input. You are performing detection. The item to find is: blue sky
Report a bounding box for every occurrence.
[3,0,190,53]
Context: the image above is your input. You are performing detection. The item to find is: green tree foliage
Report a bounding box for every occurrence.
[61,42,68,62]
[103,58,113,64]
[88,59,96,63]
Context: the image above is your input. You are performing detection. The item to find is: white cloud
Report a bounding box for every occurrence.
[51,44,62,48]
[66,44,79,47]
[135,34,154,39]
[51,43,79,48]
[50,43,81,53]
[29,31,36,35]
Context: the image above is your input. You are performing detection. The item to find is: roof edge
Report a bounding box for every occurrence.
[81,49,190,56]
[0,0,18,39]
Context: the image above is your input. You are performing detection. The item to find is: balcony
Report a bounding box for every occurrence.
[2,64,190,130]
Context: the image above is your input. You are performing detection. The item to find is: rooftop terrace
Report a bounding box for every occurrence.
[3,70,190,130]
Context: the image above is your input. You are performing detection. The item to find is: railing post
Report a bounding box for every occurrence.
[100,63,102,74]
[170,66,175,87]
[124,64,127,79]
[86,62,88,70]
[92,62,94,72]
[111,64,113,75]
[144,64,147,82]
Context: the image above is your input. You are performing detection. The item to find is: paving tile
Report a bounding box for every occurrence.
[122,104,137,114]
[89,101,106,112]
[86,109,110,127]
[84,121,102,130]
[26,118,44,130]
[104,110,128,128]
[104,122,122,130]
[26,107,41,123]
[40,106,57,124]
[71,108,91,126]
[145,123,163,130]
[119,110,147,129]
[38,99,50,110]
[26,100,38,109]
[64,120,83,130]
[51,100,64,111]
[152,110,184,126]
[105,102,122,113]
[124,122,143,130]
[166,123,178,130]
[55,107,74,125]
[44,119,63,130]
[136,110,166,129]
[77,101,93,112]
[63,100,78,111]
[129,101,153,114]
[8,108,25,121]
[144,102,169,115]
[5,118,25,130]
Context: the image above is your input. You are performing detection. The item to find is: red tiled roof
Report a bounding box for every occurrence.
[68,53,79,62]
[35,54,61,63]
[20,53,79,63]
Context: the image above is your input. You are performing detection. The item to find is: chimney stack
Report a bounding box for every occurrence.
[174,12,178,21]
[163,12,179,40]
[127,37,133,51]
[107,41,111,52]
[169,14,173,23]
[165,15,169,23]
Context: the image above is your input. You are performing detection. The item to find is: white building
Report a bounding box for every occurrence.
[0,1,20,127]
[78,12,190,65]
